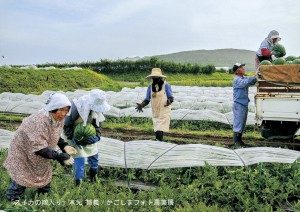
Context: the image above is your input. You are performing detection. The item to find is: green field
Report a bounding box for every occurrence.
[0,67,299,211]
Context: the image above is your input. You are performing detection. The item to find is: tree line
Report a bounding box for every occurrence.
[36,57,216,75]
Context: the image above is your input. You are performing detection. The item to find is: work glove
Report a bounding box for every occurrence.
[71,137,83,149]
[164,98,174,107]
[86,135,100,145]
[63,145,77,155]
[135,103,144,113]
[63,157,74,165]
[56,152,72,166]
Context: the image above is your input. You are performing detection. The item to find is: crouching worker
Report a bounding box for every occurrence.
[63,89,110,186]
[3,93,77,202]
[135,68,174,141]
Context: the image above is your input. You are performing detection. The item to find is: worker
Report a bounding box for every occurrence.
[232,63,257,146]
[255,30,281,69]
[135,68,174,141]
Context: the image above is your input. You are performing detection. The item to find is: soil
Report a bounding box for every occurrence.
[1,120,300,151]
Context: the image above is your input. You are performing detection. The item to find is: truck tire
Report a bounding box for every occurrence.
[261,128,294,140]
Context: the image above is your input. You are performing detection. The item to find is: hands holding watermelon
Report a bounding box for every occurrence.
[86,135,100,144]
[63,145,77,155]
[72,135,100,147]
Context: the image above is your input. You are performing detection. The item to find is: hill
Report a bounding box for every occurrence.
[146,48,256,70]
[0,67,121,94]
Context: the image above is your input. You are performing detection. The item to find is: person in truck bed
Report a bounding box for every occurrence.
[255,30,281,70]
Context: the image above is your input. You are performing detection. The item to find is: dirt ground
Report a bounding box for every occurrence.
[1,120,300,150]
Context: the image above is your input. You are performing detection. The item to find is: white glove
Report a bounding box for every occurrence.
[271,55,277,60]
[64,157,74,165]
[64,146,77,155]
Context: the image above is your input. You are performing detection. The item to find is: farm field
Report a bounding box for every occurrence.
[0,67,299,211]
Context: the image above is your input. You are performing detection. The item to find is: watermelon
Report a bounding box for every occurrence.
[73,122,96,146]
[272,44,286,57]
[285,55,297,61]
[292,59,300,64]
[259,60,272,66]
[285,61,294,65]
[272,57,286,65]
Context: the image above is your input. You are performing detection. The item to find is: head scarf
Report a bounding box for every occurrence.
[266,30,281,44]
[74,89,110,126]
[44,93,71,114]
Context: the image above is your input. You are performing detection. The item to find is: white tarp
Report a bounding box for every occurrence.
[0,129,299,169]
[0,86,256,125]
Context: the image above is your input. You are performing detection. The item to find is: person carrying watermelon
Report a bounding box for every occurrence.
[63,89,110,186]
[135,68,174,141]
[255,30,281,70]
[3,93,77,201]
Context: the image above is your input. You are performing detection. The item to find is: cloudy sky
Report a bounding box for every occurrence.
[1,0,300,65]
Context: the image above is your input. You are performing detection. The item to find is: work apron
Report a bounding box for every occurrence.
[151,83,171,132]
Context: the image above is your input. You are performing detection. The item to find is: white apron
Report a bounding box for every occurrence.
[151,83,171,132]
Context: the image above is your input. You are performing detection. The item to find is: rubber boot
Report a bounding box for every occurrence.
[155,131,164,141]
[239,133,246,146]
[234,133,245,147]
[233,132,239,143]
[75,179,82,186]
[37,183,51,195]
[89,168,98,183]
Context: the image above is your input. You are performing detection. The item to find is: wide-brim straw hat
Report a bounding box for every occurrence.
[145,68,166,78]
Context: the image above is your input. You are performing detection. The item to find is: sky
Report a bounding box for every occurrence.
[1,0,300,65]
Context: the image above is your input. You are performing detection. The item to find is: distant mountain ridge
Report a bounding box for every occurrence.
[125,49,256,70]
[153,48,256,69]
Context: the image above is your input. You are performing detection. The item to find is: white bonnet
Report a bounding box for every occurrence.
[44,93,71,112]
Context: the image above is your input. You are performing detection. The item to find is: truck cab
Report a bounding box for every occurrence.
[255,65,300,140]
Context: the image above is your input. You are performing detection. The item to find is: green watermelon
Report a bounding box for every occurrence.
[285,61,294,65]
[73,122,96,145]
[272,57,286,65]
[272,44,286,57]
[259,60,272,66]
[285,55,297,61]
[292,59,300,64]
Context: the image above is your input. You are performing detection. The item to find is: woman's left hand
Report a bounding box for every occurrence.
[64,146,77,155]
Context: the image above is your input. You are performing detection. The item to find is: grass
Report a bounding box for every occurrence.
[0,67,122,94]
[105,72,256,87]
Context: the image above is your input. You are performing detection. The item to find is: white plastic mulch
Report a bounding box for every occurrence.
[1,129,299,169]
[0,86,256,125]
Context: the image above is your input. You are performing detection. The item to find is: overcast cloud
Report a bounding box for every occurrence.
[1,0,300,65]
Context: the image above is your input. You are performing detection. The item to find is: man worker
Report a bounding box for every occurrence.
[232,63,257,146]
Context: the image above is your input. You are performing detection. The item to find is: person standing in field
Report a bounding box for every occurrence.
[3,93,77,201]
[62,89,110,186]
[232,63,257,147]
[255,30,281,69]
[135,68,174,141]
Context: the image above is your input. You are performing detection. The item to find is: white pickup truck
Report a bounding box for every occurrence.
[255,65,300,140]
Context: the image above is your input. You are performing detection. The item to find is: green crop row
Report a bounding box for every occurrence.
[0,149,299,211]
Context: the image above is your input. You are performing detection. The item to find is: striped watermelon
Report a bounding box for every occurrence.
[272,44,286,57]
[285,55,297,61]
[292,59,300,64]
[272,57,286,65]
[73,123,96,146]
[259,60,272,66]
[285,61,294,65]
